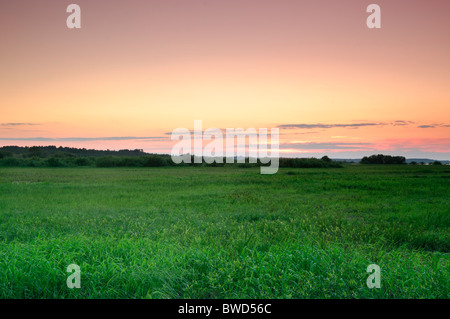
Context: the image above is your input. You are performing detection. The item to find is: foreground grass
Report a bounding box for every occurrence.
[0,165,448,298]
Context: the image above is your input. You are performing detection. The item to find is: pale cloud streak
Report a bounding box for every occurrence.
[0,136,168,142]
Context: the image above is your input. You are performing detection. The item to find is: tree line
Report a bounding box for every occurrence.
[0,146,342,168]
[360,154,406,164]
[3,146,438,167]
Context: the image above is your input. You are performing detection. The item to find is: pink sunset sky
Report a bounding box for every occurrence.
[1,0,449,159]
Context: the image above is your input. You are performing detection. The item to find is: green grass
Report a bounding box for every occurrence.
[0,165,448,298]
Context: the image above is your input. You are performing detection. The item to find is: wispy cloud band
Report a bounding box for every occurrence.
[1,123,41,127]
[0,136,167,142]
[278,123,382,129]
[280,142,372,150]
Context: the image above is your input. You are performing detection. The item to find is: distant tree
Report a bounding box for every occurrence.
[410,161,417,165]
[432,161,442,165]
[360,154,405,164]
[321,156,332,163]
[28,146,42,157]
[0,150,12,159]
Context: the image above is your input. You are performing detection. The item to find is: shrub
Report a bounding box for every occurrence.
[0,157,22,167]
[117,157,142,167]
[96,157,120,167]
[46,157,64,167]
[143,156,167,167]
[279,158,342,168]
[75,157,91,166]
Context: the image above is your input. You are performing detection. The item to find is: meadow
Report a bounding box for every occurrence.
[0,165,448,298]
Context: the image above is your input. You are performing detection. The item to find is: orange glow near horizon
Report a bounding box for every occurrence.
[1,0,449,159]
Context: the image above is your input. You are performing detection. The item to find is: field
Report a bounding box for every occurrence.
[0,165,448,298]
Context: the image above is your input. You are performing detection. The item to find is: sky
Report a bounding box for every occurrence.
[1,0,449,159]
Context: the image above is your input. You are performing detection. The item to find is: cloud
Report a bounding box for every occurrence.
[1,123,41,127]
[280,142,372,150]
[166,129,261,138]
[289,131,320,135]
[0,136,167,142]
[278,121,449,130]
[393,120,414,126]
[373,138,450,153]
[280,138,450,154]
[418,123,449,129]
[278,123,384,129]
